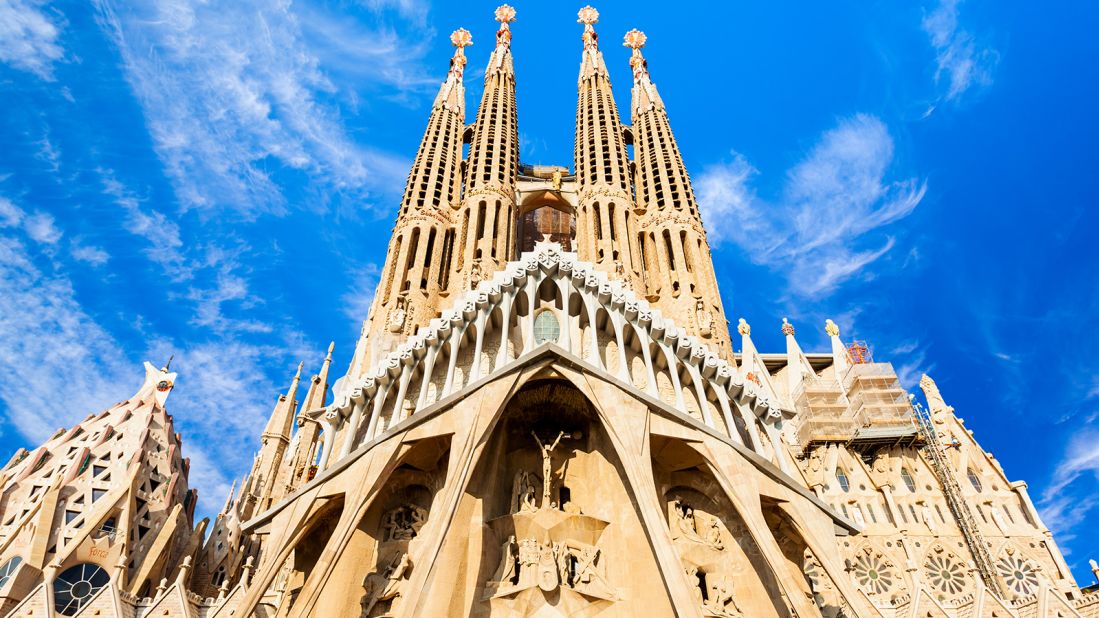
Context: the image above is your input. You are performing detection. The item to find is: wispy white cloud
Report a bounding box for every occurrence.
[0,198,131,440]
[0,191,309,514]
[0,195,63,246]
[1039,426,1099,548]
[342,262,381,325]
[697,114,926,298]
[69,240,110,266]
[891,340,933,390]
[92,0,417,217]
[23,210,61,244]
[0,0,64,80]
[97,168,188,278]
[0,196,25,227]
[922,0,997,103]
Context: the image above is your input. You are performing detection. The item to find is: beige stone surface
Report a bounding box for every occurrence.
[0,5,1096,618]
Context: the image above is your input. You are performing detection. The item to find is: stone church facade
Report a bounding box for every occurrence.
[0,6,1096,617]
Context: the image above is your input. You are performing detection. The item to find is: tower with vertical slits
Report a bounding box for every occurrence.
[358,29,472,375]
[0,6,1093,618]
[451,5,520,293]
[626,29,733,355]
[574,7,642,288]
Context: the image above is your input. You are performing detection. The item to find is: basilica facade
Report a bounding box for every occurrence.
[0,6,1096,618]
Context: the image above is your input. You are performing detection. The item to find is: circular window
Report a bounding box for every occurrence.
[997,555,1039,596]
[533,310,560,345]
[53,563,109,616]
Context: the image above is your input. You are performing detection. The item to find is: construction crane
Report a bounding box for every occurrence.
[911,397,1005,597]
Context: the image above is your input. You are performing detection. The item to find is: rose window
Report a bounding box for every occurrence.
[53,563,110,616]
[852,552,895,595]
[996,555,1039,596]
[924,553,967,596]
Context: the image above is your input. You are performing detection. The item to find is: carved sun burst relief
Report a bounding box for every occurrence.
[996,555,1039,596]
[851,551,896,596]
[924,553,968,597]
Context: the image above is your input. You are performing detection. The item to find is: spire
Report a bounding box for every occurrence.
[434,28,472,112]
[261,362,302,442]
[920,373,950,415]
[624,29,663,113]
[577,6,608,80]
[782,318,816,394]
[221,479,237,515]
[452,4,521,290]
[574,5,636,279]
[364,28,474,358]
[300,342,335,414]
[737,319,778,400]
[134,361,177,408]
[486,4,516,78]
[825,318,850,377]
[626,28,732,355]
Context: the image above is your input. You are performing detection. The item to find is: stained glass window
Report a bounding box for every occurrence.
[533,310,560,345]
[53,563,109,615]
[836,468,850,493]
[967,469,983,492]
[900,467,916,493]
[0,556,22,590]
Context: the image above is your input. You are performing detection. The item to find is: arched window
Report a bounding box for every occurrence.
[836,468,850,493]
[900,467,916,493]
[533,310,560,345]
[0,555,23,590]
[53,563,109,616]
[967,469,983,492]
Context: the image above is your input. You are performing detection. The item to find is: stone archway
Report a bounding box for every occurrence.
[516,195,575,253]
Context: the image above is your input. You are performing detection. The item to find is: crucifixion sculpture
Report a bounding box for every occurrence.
[531,430,574,506]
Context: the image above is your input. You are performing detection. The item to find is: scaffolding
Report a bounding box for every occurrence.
[913,399,1005,596]
[795,360,919,452]
[847,340,872,365]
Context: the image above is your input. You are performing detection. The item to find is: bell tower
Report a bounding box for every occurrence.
[451,5,521,291]
[625,29,732,354]
[573,6,641,286]
[353,28,472,375]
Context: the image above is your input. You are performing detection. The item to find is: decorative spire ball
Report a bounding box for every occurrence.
[624,29,649,80]
[494,5,516,48]
[825,319,840,337]
[781,318,795,336]
[578,6,599,25]
[494,4,516,24]
[448,28,472,77]
[737,318,751,336]
[450,28,473,49]
[623,28,647,50]
[578,6,599,49]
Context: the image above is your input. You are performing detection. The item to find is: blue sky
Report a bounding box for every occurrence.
[1,0,1097,582]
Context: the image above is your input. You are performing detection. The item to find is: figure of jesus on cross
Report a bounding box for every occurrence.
[531,430,572,507]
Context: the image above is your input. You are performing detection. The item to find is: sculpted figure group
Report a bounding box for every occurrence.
[491,536,612,597]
